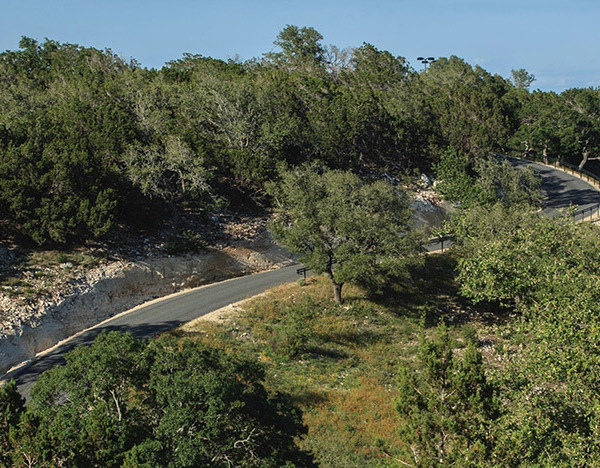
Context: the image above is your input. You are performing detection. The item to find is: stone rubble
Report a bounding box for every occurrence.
[0,191,449,376]
[0,218,293,376]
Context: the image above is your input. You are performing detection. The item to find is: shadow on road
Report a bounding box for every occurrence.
[6,320,184,401]
[510,158,600,212]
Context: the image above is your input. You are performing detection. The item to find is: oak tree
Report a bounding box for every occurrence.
[269,165,419,303]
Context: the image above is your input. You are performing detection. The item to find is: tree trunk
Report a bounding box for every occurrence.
[579,150,589,171]
[325,258,343,304]
[333,281,343,304]
[543,143,549,164]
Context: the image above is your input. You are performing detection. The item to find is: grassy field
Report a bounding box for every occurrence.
[171,254,508,466]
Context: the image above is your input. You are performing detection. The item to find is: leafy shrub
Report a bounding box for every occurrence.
[396,321,497,466]
[434,148,480,206]
[5,332,315,467]
[163,230,207,255]
[271,299,318,359]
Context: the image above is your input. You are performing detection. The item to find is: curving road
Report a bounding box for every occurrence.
[4,264,303,400]
[508,156,600,216]
[4,158,600,400]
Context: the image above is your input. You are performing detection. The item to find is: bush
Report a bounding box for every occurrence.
[163,230,207,255]
[5,332,315,467]
[434,148,480,206]
[272,299,318,359]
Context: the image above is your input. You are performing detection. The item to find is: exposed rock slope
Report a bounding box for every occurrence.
[0,232,293,375]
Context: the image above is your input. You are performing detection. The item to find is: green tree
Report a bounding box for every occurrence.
[435,151,541,208]
[454,207,596,307]
[384,75,440,169]
[306,81,396,169]
[453,205,600,464]
[561,88,600,170]
[22,331,150,467]
[0,380,24,466]
[510,68,536,90]
[396,322,497,467]
[434,148,480,205]
[513,88,600,170]
[0,37,136,244]
[7,332,314,467]
[141,336,313,467]
[421,56,512,158]
[124,135,212,204]
[350,43,410,91]
[269,165,419,303]
[266,25,325,71]
[474,156,542,207]
[509,90,562,162]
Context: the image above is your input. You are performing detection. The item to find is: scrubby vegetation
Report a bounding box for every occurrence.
[3,23,600,468]
[1,332,315,467]
[172,258,487,466]
[5,208,600,465]
[2,26,599,247]
[173,207,600,467]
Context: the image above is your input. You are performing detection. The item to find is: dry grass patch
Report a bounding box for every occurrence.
[172,255,509,466]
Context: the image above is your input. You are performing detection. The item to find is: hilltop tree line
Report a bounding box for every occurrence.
[1,25,599,246]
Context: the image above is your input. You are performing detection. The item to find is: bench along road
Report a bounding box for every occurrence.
[5,158,600,400]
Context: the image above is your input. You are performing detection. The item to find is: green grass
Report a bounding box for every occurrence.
[170,253,506,467]
[0,247,106,298]
[26,248,101,269]
[1,276,26,288]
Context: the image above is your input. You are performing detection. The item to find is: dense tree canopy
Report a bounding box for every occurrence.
[510,87,600,170]
[0,27,597,248]
[451,205,600,465]
[435,151,541,208]
[2,332,314,467]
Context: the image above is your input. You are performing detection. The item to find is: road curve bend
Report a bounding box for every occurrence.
[4,264,302,399]
[6,158,600,400]
[508,156,600,216]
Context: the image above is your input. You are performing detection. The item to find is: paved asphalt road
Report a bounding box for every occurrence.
[5,158,600,400]
[508,157,600,216]
[422,157,600,253]
[5,264,303,400]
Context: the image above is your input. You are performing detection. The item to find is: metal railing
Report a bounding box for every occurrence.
[503,149,600,187]
[572,204,600,223]
[296,267,310,280]
[420,235,456,253]
[502,151,600,223]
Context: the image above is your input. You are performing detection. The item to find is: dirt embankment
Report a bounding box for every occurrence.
[0,191,451,377]
[0,232,294,376]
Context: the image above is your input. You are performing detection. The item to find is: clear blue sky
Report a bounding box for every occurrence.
[1,0,599,92]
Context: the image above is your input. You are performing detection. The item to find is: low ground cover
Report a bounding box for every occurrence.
[172,254,508,466]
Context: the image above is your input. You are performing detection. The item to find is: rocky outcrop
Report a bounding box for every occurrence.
[0,234,294,375]
[411,189,454,229]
